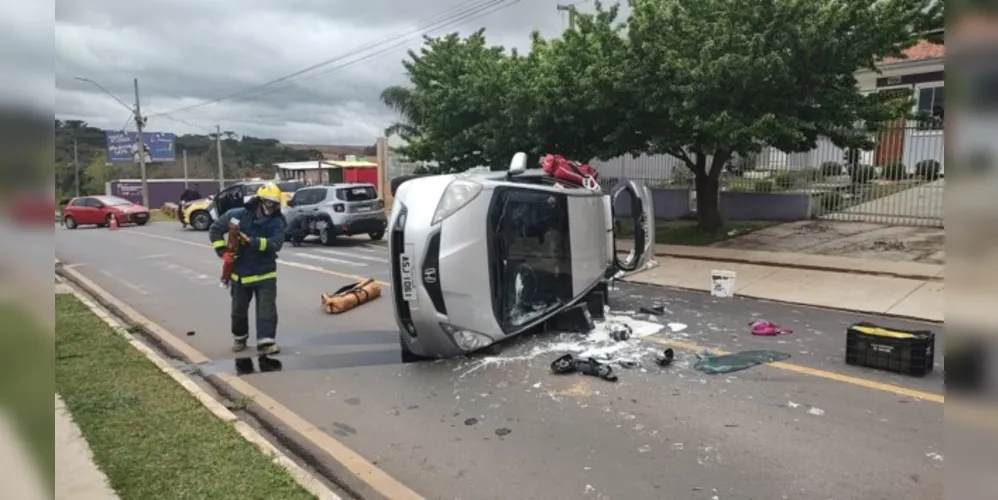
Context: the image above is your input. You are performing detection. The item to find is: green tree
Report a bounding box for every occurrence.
[388,31,537,171]
[624,0,935,229]
[526,3,632,162]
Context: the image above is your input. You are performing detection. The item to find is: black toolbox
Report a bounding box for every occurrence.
[844,322,935,377]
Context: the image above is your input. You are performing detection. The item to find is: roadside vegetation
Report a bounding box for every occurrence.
[55,294,315,500]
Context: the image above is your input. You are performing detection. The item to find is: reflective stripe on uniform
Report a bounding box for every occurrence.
[229,271,277,284]
[258,238,268,251]
[212,240,226,248]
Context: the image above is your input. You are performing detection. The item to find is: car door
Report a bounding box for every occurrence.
[607,180,656,277]
[210,184,246,219]
[81,198,105,224]
[64,198,89,224]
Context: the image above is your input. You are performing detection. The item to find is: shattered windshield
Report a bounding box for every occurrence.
[488,188,573,332]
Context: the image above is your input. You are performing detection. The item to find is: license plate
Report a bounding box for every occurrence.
[355,206,371,212]
[399,254,416,301]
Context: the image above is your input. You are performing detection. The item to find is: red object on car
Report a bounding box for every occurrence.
[541,154,599,189]
[62,195,150,229]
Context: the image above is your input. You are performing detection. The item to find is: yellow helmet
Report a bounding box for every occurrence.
[256,182,282,203]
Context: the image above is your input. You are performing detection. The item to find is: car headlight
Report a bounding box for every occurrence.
[431,179,482,225]
[440,323,494,352]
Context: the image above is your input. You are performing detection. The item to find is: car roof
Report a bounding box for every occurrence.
[300,183,376,190]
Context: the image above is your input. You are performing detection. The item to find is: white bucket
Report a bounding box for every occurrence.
[710,270,737,298]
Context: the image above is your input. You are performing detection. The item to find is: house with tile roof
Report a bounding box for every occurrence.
[855,39,946,173]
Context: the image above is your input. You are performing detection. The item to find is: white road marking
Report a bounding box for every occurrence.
[137,253,172,260]
[350,245,388,254]
[315,249,388,263]
[293,253,368,267]
[98,269,150,295]
[159,262,213,282]
[119,230,391,286]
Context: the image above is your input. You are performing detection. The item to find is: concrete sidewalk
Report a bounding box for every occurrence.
[621,243,943,322]
[619,241,944,280]
[56,395,119,500]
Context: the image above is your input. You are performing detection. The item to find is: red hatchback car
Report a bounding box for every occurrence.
[62,195,150,229]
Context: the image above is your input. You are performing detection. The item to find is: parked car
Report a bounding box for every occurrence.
[282,183,388,244]
[62,195,150,229]
[389,153,656,360]
[182,180,303,230]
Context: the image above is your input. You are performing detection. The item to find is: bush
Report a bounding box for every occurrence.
[753,179,776,193]
[915,159,942,180]
[849,164,878,184]
[881,161,907,180]
[820,161,844,177]
[772,171,795,190]
[670,167,694,186]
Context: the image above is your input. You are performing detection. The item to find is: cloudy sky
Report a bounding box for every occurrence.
[52,0,596,145]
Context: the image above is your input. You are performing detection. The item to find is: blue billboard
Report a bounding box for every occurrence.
[105,131,176,164]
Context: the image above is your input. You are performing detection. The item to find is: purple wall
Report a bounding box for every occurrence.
[107,179,239,208]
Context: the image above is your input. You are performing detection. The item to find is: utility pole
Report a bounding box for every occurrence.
[556,4,577,30]
[215,125,224,190]
[133,78,149,208]
[182,149,189,187]
[73,138,80,197]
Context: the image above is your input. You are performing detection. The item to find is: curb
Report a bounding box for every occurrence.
[616,249,943,282]
[56,261,425,500]
[619,278,944,324]
[61,274,345,500]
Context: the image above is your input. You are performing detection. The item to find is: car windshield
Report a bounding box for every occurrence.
[277,181,303,192]
[97,196,131,206]
[488,188,573,332]
[337,186,377,202]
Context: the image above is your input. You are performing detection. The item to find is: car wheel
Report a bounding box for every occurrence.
[63,215,77,229]
[190,211,212,231]
[105,214,114,227]
[369,231,385,241]
[319,227,335,246]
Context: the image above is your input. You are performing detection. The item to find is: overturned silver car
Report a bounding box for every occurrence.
[389,153,657,360]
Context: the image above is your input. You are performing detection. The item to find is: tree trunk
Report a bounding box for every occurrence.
[694,173,722,230]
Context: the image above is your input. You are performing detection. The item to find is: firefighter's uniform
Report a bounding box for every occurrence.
[208,183,287,354]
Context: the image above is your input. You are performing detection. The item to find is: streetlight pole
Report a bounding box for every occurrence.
[215,125,225,190]
[182,149,189,188]
[133,78,149,208]
[74,76,150,207]
[73,138,80,197]
[556,4,577,29]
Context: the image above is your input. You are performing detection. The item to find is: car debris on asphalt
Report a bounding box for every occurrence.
[321,278,382,314]
[749,320,794,336]
[693,349,791,374]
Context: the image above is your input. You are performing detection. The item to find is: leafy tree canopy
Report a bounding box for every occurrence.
[383,0,942,228]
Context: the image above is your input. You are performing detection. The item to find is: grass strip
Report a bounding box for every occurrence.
[0,301,54,492]
[615,219,775,246]
[55,294,315,500]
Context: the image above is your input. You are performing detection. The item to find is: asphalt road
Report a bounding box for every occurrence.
[55,222,945,500]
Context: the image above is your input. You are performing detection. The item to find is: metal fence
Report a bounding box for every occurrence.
[589,122,944,227]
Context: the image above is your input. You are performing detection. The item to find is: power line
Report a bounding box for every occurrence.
[213,0,524,105]
[149,0,520,118]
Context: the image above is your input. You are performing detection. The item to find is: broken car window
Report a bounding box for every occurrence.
[489,188,573,332]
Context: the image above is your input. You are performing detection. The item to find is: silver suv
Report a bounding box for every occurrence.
[283,183,388,244]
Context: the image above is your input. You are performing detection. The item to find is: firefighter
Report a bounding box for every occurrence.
[208,183,287,355]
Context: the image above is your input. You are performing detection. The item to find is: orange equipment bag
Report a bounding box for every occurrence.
[321,278,382,314]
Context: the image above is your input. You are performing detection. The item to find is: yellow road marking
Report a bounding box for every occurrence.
[124,231,390,286]
[645,337,944,404]
[124,230,945,404]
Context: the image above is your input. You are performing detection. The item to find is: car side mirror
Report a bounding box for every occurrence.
[287,198,297,207]
[508,152,528,177]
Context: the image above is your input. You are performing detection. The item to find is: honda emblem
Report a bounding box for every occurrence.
[423,267,437,284]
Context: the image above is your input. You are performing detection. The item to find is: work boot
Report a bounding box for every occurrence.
[232,336,248,353]
[257,342,280,356]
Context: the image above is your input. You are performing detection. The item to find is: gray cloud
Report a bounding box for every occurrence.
[54,0,588,145]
